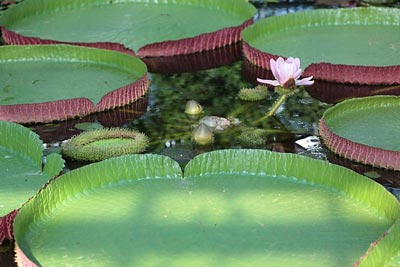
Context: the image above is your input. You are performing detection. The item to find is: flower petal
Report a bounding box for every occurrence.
[290,59,300,75]
[300,76,314,81]
[296,76,314,86]
[269,58,280,82]
[286,57,295,63]
[293,57,300,69]
[293,68,302,80]
[274,57,286,85]
[257,78,280,87]
[276,57,285,65]
[266,56,310,87]
[279,58,293,85]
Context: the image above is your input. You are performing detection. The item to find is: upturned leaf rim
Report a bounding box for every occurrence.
[242,7,400,85]
[0,0,256,58]
[319,95,400,170]
[0,44,149,124]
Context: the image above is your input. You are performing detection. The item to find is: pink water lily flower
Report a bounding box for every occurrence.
[257,57,314,89]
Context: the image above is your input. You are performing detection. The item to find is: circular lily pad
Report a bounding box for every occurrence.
[319,95,400,170]
[242,7,400,85]
[13,150,400,266]
[0,121,64,244]
[0,45,148,124]
[0,0,256,57]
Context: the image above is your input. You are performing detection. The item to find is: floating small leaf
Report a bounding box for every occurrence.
[62,128,149,162]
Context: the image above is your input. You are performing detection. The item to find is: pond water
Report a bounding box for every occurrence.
[1,1,400,266]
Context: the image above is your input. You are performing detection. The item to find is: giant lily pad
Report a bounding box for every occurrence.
[242,7,400,85]
[13,150,400,266]
[0,45,148,124]
[319,95,400,171]
[0,121,64,244]
[0,0,256,58]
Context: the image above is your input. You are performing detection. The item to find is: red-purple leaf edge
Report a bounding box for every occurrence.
[2,19,253,59]
[0,75,149,124]
[243,42,400,85]
[1,26,135,55]
[0,209,18,245]
[319,118,400,170]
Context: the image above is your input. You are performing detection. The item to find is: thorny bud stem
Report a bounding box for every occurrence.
[266,93,289,117]
[254,85,299,123]
[254,93,289,123]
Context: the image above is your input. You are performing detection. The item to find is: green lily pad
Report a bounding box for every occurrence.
[319,95,400,171]
[242,7,400,85]
[0,0,256,57]
[13,150,400,267]
[0,45,148,124]
[0,121,64,243]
